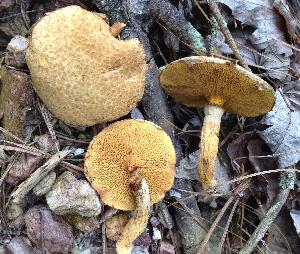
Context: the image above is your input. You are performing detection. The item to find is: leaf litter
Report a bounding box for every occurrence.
[1,0,300,253]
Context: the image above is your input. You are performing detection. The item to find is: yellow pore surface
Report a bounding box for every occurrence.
[84,119,176,211]
[26,5,146,126]
[160,56,275,117]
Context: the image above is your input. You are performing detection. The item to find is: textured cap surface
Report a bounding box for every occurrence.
[26,5,146,126]
[84,119,176,211]
[160,56,275,117]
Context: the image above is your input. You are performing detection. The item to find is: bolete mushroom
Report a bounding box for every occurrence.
[26,5,146,126]
[84,119,176,253]
[159,56,275,189]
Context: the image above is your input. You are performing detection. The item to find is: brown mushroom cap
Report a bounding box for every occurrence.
[160,56,275,117]
[84,119,176,211]
[26,5,146,126]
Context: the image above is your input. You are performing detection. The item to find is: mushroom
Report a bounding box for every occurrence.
[159,56,275,189]
[84,119,176,253]
[26,5,146,126]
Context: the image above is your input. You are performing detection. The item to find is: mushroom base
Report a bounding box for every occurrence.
[116,177,151,254]
[198,104,224,189]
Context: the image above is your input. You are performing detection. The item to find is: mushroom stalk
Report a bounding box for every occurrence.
[198,104,224,189]
[116,174,151,254]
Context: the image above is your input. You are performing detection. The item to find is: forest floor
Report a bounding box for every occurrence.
[0,0,300,254]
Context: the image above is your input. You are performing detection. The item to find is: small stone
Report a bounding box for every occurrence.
[33,171,56,196]
[0,246,6,254]
[130,107,144,120]
[73,148,85,156]
[132,245,148,254]
[7,197,26,228]
[5,154,43,186]
[34,134,57,152]
[0,0,15,10]
[134,231,152,248]
[25,206,74,254]
[159,241,175,254]
[152,227,161,240]
[150,216,160,227]
[0,67,33,139]
[46,171,101,217]
[4,236,35,254]
[6,35,28,67]
[71,247,92,254]
[6,203,23,221]
[65,214,100,233]
[105,213,128,241]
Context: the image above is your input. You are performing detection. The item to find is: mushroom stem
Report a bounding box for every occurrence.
[116,175,151,254]
[109,22,126,37]
[198,104,224,189]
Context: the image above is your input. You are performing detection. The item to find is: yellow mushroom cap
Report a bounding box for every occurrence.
[160,56,275,117]
[84,119,176,211]
[26,5,146,126]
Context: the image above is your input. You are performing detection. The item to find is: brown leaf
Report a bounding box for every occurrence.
[227,133,255,170]
[247,139,279,202]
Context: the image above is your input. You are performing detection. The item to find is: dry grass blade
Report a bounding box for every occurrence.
[38,100,59,152]
[216,168,297,189]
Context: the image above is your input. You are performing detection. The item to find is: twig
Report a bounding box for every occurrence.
[102,223,107,254]
[10,150,70,201]
[197,181,249,253]
[0,127,26,144]
[207,0,250,70]
[145,0,206,55]
[239,171,295,254]
[0,145,43,156]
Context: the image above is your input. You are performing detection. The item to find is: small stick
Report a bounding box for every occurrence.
[197,181,249,253]
[145,0,206,55]
[207,0,250,70]
[10,150,70,200]
[102,223,107,254]
[239,171,295,254]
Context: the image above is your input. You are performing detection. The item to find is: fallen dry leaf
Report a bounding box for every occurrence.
[217,0,293,80]
[273,0,300,41]
[260,91,300,167]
